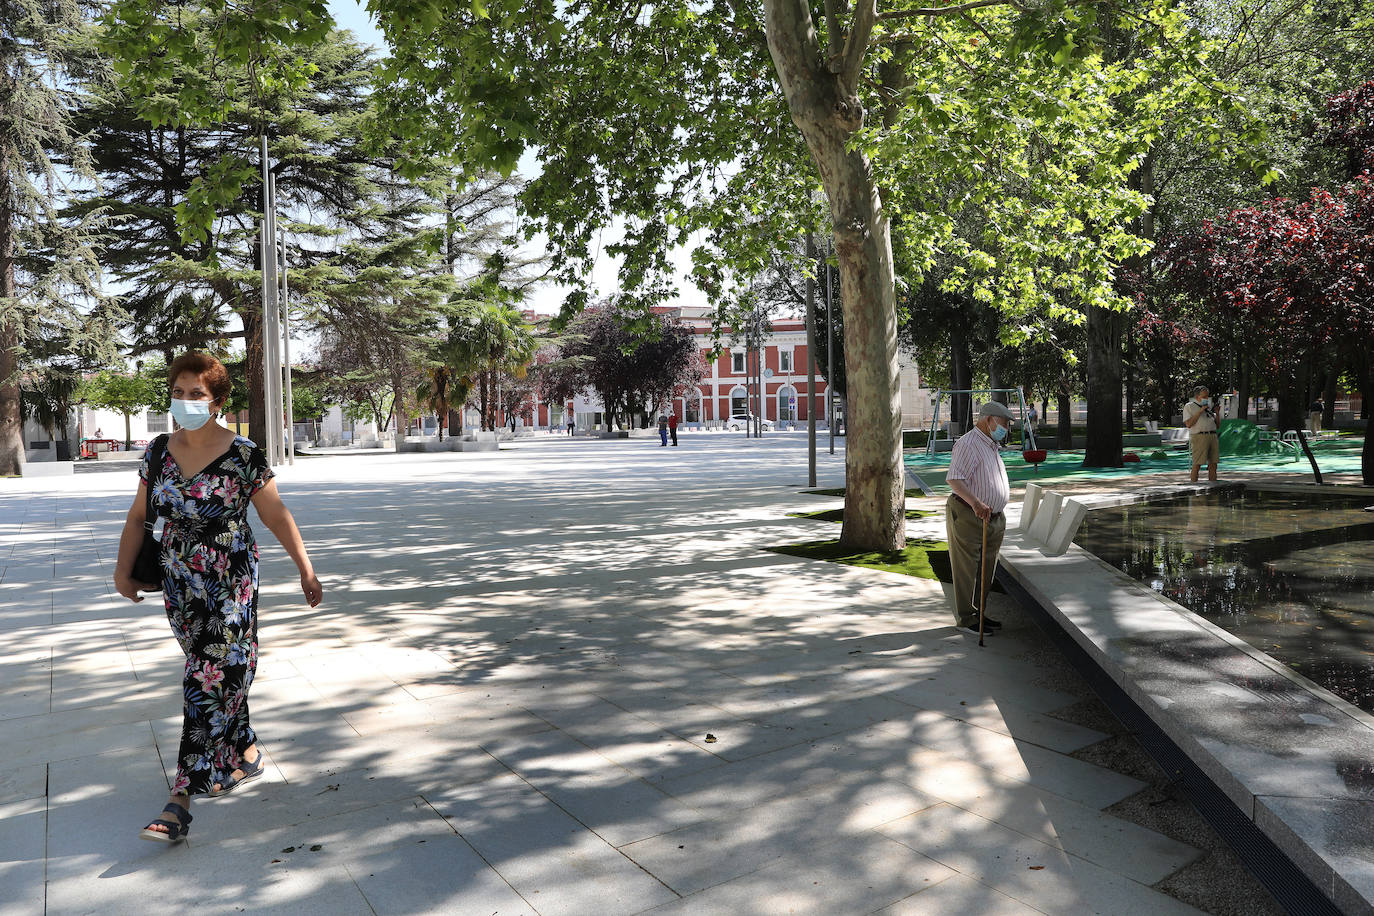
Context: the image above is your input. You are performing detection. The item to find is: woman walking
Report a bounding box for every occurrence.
[114,352,322,843]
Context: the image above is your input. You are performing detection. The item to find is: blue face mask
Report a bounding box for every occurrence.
[990,424,1008,442]
[170,398,215,430]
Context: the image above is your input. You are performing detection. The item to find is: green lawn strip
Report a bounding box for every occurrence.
[801,487,925,498]
[787,507,936,522]
[766,538,948,581]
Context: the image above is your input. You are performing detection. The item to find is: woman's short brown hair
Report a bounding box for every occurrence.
[167,352,233,406]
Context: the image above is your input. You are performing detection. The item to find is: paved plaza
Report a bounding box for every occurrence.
[1,435,1262,914]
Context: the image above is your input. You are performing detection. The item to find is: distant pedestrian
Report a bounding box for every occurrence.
[566,406,575,435]
[1027,404,1038,428]
[668,413,679,446]
[658,414,669,446]
[1308,398,1323,435]
[1184,386,1219,482]
[944,402,1013,638]
[95,427,103,438]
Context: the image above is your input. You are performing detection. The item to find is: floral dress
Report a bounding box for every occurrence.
[140,433,274,796]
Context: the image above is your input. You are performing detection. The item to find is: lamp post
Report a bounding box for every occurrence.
[824,247,835,455]
[804,234,818,486]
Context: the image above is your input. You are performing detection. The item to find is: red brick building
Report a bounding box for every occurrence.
[527,305,839,430]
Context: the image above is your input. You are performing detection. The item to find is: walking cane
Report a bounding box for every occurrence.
[976,513,989,647]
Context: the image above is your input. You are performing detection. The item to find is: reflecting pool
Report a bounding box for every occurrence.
[1073,489,1374,714]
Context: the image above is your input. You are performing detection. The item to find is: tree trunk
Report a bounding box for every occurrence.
[1236,357,1250,422]
[1057,392,1073,450]
[1122,330,1134,431]
[949,323,972,432]
[765,0,903,550]
[987,324,1005,403]
[1275,376,1303,432]
[242,307,267,448]
[1323,368,1338,429]
[124,412,132,451]
[1362,366,1374,485]
[1083,304,1122,467]
[0,146,23,477]
[449,407,463,437]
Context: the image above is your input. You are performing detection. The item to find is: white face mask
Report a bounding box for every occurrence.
[1196,397,1210,407]
[171,398,215,430]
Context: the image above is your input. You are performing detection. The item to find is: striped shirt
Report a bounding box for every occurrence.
[947,426,1011,514]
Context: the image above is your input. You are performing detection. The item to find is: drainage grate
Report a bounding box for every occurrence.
[998,569,1342,916]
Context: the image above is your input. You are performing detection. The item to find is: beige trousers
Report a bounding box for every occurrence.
[945,495,1006,628]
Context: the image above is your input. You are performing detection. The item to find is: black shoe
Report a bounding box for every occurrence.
[982,617,1003,630]
[958,624,994,637]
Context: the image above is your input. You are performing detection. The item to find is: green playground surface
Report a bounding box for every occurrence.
[904,437,1366,493]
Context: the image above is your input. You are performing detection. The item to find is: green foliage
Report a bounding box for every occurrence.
[2,0,124,471]
[80,368,161,416]
[289,379,326,422]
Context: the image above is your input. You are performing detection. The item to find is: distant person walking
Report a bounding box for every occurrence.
[1308,398,1323,435]
[1027,404,1038,428]
[114,351,322,845]
[566,406,576,435]
[944,402,1013,638]
[668,412,679,446]
[1184,386,1220,482]
[658,414,669,446]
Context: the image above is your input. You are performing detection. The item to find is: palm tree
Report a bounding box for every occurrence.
[447,301,536,431]
[414,364,473,441]
[20,368,80,456]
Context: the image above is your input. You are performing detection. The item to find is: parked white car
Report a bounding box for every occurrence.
[726,413,774,431]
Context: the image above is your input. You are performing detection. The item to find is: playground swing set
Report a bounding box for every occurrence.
[925,387,1047,469]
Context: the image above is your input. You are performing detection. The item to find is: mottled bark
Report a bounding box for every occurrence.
[242,306,266,448]
[765,0,902,550]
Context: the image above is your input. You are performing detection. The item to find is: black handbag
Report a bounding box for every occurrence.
[131,436,165,590]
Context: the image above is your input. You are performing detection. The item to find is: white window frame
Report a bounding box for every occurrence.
[731,351,746,374]
[779,350,794,373]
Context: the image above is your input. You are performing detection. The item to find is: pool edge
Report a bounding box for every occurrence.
[997,513,1374,916]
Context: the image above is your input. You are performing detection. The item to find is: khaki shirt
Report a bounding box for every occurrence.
[1183,401,1217,435]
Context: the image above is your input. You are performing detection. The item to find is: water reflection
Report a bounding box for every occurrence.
[1074,490,1374,714]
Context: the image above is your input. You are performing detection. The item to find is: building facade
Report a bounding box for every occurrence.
[525,304,933,431]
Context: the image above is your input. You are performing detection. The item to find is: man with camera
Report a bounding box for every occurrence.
[1183,386,1220,482]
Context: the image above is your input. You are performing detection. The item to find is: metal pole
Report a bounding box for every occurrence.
[754,310,762,438]
[260,136,282,466]
[825,253,835,455]
[804,236,818,486]
[276,175,294,466]
[259,137,273,463]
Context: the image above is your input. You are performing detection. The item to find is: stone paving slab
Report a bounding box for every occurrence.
[0,436,1212,914]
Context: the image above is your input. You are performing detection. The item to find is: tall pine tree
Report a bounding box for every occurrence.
[1,0,119,475]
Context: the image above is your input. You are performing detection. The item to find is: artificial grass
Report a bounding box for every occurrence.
[787,507,936,522]
[766,538,950,581]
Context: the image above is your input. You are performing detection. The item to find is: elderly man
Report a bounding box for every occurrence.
[945,402,1014,637]
[1183,386,1219,482]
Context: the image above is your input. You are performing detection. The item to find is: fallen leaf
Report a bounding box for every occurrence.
[1029,865,1045,870]
[704,733,718,743]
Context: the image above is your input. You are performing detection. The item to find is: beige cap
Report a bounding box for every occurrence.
[977,401,1015,420]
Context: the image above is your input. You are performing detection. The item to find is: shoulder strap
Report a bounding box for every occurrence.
[144,435,166,531]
